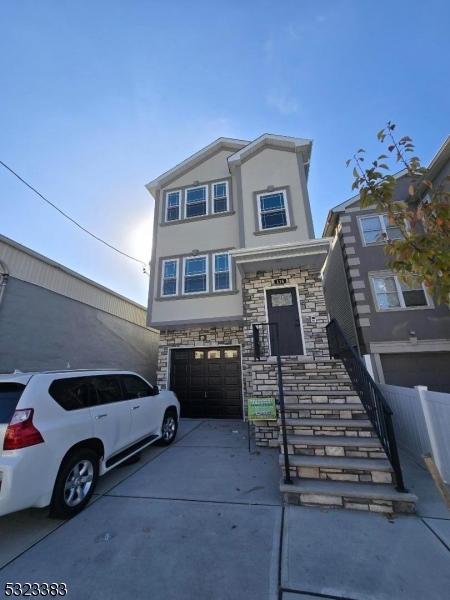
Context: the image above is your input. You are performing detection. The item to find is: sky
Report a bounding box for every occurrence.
[1,0,449,306]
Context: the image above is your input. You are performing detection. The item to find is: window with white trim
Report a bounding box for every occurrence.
[162,260,178,296]
[213,182,228,213]
[213,253,231,291]
[360,215,403,244]
[184,256,207,294]
[166,191,180,221]
[372,275,429,310]
[186,186,207,218]
[258,191,289,230]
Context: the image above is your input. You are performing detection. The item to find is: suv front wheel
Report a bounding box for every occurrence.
[158,411,178,446]
[49,448,99,519]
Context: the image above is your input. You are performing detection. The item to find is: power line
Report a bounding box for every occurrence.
[0,160,150,274]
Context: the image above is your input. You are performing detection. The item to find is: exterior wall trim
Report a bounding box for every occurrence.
[151,315,244,328]
[369,340,450,354]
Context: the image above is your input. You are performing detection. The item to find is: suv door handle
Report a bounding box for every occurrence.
[131,405,140,410]
[95,414,108,419]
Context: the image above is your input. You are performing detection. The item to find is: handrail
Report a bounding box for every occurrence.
[252,323,292,485]
[326,319,406,492]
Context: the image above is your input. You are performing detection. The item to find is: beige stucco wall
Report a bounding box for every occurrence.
[151,150,242,325]
[240,147,312,247]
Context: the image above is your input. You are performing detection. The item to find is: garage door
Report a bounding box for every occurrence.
[170,347,243,419]
[381,352,450,393]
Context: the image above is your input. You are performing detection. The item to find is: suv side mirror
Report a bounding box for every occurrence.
[153,385,160,396]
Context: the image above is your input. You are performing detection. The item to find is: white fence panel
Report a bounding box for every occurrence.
[379,383,450,483]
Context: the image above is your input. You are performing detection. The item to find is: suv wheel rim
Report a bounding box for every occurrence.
[162,416,176,441]
[64,460,94,507]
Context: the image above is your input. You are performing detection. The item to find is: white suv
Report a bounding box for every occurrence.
[0,370,179,519]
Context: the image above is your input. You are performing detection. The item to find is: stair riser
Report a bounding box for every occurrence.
[284,395,361,404]
[281,445,388,460]
[285,409,367,419]
[281,465,393,484]
[282,425,377,438]
[282,492,416,514]
[283,385,355,392]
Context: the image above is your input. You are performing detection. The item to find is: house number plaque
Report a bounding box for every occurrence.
[273,278,287,285]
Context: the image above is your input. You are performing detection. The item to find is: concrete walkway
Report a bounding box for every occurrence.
[1,420,449,599]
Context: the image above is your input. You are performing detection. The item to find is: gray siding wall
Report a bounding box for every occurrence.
[338,205,450,351]
[322,234,358,349]
[0,278,159,383]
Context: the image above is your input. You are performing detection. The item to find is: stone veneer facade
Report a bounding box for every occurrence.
[156,266,329,446]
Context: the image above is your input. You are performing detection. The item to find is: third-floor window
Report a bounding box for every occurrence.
[186,186,207,218]
[359,214,403,245]
[258,191,290,230]
[213,182,228,213]
[166,191,180,221]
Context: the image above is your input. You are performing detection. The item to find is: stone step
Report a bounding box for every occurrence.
[279,434,387,459]
[279,418,375,438]
[284,389,358,396]
[279,478,417,514]
[278,360,345,368]
[284,403,366,419]
[278,454,394,484]
[282,378,353,386]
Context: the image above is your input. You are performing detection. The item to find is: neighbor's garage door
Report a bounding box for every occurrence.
[381,352,450,393]
[170,347,243,418]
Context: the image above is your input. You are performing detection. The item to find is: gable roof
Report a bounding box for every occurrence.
[322,168,409,238]
[145,137,249,196]
[227,133,312,168]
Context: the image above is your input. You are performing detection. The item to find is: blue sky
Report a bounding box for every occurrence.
[1,0,449,306]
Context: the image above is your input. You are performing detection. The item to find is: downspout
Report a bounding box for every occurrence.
[0,260,9,313]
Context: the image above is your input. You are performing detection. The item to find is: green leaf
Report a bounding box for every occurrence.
[352,167,358,178]
[346,159,351,167]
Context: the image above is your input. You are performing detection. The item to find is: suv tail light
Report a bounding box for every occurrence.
[3,409,44,450]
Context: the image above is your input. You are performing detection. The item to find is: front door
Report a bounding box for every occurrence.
[266,288,303,356]
[170,347,243,419]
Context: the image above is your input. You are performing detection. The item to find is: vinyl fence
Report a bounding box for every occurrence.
[379,383,450,484]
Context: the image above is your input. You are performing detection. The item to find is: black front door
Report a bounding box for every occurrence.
[170,347,243,418]
[266,288,303,356]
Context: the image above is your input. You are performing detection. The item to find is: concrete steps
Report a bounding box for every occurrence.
[279,418,376,438]
[284,403,367,419]
[278,454,394,484]
[279,434,387,458]
[279,478,417,514]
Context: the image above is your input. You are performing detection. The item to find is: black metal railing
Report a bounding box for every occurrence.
[326,319,406,492]
[252,323,292,485]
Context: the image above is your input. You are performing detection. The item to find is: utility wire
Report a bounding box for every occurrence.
[0,160,150,274]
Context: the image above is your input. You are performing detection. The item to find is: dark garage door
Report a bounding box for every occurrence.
[170,347,243,418]
[381,352,450,393]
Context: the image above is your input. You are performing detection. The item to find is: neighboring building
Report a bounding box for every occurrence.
[322,135,450,393]
[0,234,159,382]
[146,133,331,419]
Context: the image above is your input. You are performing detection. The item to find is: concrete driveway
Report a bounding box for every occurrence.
[1,420,450,600]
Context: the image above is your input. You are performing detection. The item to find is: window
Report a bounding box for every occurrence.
[162,259,178,296]
[49,377,91,411]
[184,256,207,294]
[208,350,221,359]
[186,186,207,218]
[121,375,153,399]
[213,182,228,213]
[194,351,204,359]
[372,275,429,310]
[0,383,26,423]
[360,215,403,244]
[258,191,289,230]
[224,349,238,358]
[166,191,180,221]
[214,253,231,291]
[91,376,124,405]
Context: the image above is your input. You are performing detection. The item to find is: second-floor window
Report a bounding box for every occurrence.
[166,192,180,221]
[213,182,228,213]
[162,259,178,296]
[258,191,289,230]
[372,274,429,310]
[360,215,403,244]
[186,186,207,218]
[184,256,207,294]
[214,253,231,291]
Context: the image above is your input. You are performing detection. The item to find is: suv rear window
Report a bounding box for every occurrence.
[0,383,26,423]
[49,377,91,411]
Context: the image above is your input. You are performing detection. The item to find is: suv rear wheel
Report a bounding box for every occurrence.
[49,448,99,519]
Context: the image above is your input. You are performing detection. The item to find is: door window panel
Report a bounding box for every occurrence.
[194,351,205,359]
[271,292,293,307]
[121,375,153,400]
[224,349,238,358]
[91,376,123,405]
[208,350,221,359]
